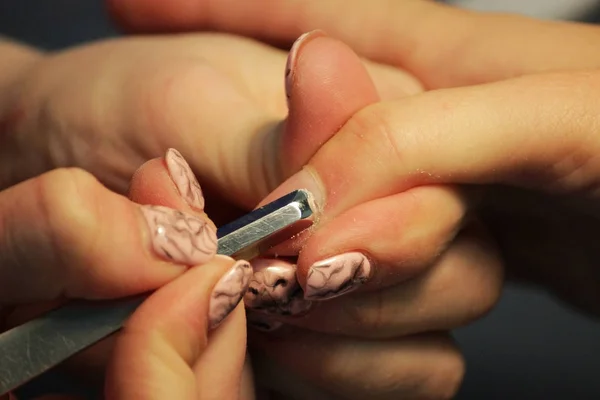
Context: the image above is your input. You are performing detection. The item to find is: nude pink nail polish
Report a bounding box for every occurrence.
[304,252,372,300]
[165,148,205,210]
[209,260,254,329]
[139,205,217,266]
[244,258,313,316]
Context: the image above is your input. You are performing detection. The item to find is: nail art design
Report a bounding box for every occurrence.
[244,258,313,316]
[304,252,372,300]
[165,148,205,210]
[209,260,254,329]
[246,312,284,332]
[140,205,217,265]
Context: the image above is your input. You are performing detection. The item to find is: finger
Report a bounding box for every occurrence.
[249,329,464,400]
[0,166,217,304]
[107,0,600,89]
[297,186,472,300]
[244,186,471,316]
[259,222,504,339]
[129,148,211,217]
[3,148,224,385]
[105,255,252,399]
[279,31,380,177]
[263,70,600,235]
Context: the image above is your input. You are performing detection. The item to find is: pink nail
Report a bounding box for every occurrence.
[304,252,372,300]
[285,30,327,105]
[209,260,254,329]
[244,258,313,316]
[139,205,217,265]
[165,148,205,210]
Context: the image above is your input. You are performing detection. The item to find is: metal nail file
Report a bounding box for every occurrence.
[0,189,315,395]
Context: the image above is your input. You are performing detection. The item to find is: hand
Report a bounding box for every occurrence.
[105,3,515,398]
[230,33,503,400]
[261,45,600,327]
[1,32,431,398]
[0,31,418,211]
[110,0,600,379]
[1,148,255,399]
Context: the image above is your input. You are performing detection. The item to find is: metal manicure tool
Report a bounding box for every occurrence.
[0,189,315,395]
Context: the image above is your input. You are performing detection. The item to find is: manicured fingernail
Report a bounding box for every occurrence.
[304,252,372,300]
[244,258,313,316]
[246,312,284,332]
[165,148,205,210]
[285,30,326,105]
[209,259,254,329]
[139,205,217,265]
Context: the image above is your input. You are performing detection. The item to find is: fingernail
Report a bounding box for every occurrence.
[139,205,217,265]
[244,258,313,316]
[304,252,372,300]
[246,312,284,332]
[209,259,254,329]
[285,30,326,105]
[165,148,205,210]
[257,166,325,214]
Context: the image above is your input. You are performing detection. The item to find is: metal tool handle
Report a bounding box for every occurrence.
[0,189,314,395]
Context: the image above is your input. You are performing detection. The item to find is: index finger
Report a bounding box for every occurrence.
[263,70,600,224]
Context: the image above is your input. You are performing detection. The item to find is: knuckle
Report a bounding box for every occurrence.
[343,103,408,176]
[37,168,104,267]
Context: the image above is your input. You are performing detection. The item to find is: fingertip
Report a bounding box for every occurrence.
[129,157,177,207]
[281,33,380,174]
[129,149,208,217]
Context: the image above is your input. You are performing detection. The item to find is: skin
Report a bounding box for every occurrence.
[0,151,252,400]
[0,30,502,399]
[101,0,600,398]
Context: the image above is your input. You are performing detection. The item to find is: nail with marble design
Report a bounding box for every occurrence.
[209,259,254,329]
[244,258,313,316]
[165,148,205,210]
[304,252,372,301]
[139,205,217,265]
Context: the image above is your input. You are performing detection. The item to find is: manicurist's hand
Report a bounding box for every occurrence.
[1,148,254,400]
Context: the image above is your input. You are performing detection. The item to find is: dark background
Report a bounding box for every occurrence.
[2,1,600,399]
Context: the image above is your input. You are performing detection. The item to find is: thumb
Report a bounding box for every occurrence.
[279,31,379,177]
[105,256,252,399]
